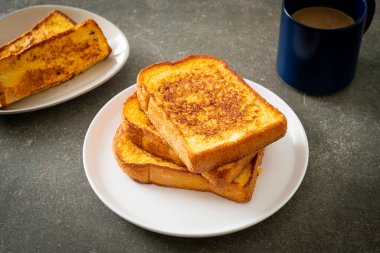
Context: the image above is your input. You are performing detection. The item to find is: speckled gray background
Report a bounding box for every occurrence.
[0,0,379,252]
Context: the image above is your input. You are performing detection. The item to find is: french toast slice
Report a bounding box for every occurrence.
[122,93,256,187]
[0,19,112,108]
[137,55,287,173]
[0,10,76,59]
[113,126,264,203]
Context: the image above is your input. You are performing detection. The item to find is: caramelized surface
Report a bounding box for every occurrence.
[123,94,255,186]
[0,10,75,59]
[0,19,111,107]
[158,68,256,137]
[139,56,283,152]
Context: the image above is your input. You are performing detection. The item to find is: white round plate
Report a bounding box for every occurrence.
[0,5,129,114]
[83,79,309,237]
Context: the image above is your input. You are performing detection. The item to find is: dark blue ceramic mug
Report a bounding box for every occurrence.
[276,0,375,94]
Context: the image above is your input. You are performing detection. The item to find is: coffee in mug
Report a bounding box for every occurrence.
[292,7,354,29]
[276,0,376,94]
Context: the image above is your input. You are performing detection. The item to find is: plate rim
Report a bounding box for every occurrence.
[83,80,309,237]
[0,4,130,114]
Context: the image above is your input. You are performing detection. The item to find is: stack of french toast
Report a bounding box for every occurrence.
[113,55,287,202]
[0,10,111,108]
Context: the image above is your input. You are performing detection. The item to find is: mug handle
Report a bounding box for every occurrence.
[364,0,376,33]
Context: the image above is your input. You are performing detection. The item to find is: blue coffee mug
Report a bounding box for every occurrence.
[276,0,375,94]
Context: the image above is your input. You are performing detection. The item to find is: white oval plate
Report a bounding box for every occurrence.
[83,79,309,237]
[0,5,129,114]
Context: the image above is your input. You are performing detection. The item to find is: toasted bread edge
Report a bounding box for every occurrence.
[136,55,287,173]
[122,93,257,187]
[0,19,112,108]
[112,126,264,202]
[0,10,77,59]
[122,93,185,166]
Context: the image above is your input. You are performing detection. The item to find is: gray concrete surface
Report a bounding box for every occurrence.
[0,0,379,252]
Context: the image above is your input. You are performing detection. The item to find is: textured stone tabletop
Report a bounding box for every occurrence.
[0,0,379,252]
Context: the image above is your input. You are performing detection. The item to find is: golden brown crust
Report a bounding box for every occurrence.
[136,55,287,173]
[187,119,286,171]
[158,74,251,136]
[122,93,185,166]
[0,10,76,59]
[112,126,264,202]
[0,19,112,108]
[122,93,257,187]
[144,94,194,167]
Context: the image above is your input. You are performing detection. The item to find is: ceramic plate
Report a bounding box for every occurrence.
[83,79,309,237]
[0,5,129,114]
